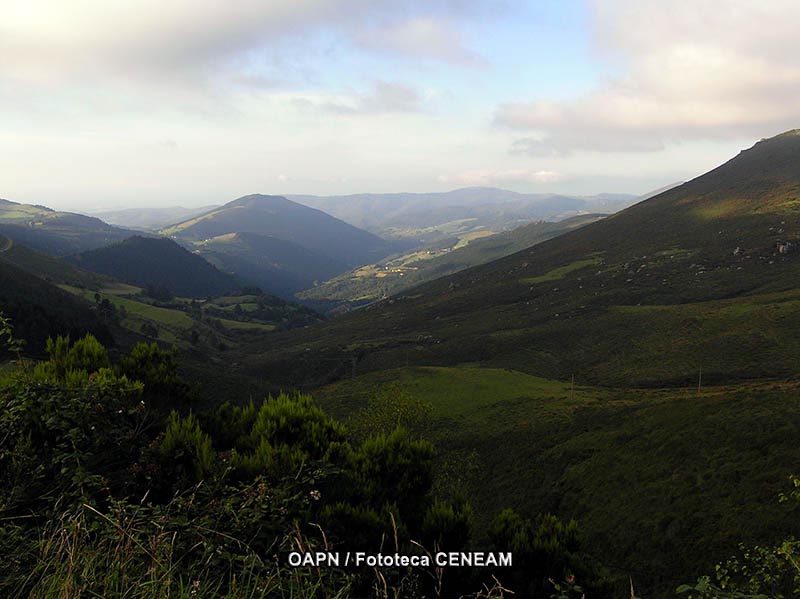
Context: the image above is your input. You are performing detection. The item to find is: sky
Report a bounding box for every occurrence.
[2,0,800,211]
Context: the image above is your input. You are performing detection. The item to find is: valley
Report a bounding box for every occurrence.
[5,7,797,598]
[3,132,800,598]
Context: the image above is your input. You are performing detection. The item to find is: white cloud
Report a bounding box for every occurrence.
[495,0,800,154]
[0,1,487,89]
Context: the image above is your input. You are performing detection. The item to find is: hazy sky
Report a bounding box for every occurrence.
[3,1,800,211]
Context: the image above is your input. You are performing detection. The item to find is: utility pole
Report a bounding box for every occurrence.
[571,373,575,401]
[697,366,702,393]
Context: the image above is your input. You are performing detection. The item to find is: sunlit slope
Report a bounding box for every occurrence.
[247,130,800,387]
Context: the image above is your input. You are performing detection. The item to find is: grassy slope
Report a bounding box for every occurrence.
[316,366,800,598]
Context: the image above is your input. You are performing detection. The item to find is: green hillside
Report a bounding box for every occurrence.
[0,198,134,255]
[299,214,605,307]
[67,235,240,298]
[315,366,800,597]
[231,130,800,597]
[248,131,800,388]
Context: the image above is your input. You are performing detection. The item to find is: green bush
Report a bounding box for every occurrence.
[157,412,216,487]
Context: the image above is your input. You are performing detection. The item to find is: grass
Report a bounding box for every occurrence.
[97,293,192,328]
[216,318,275,331]
[453,230,496,249]
[100,282,143,295]
[315,366,800,599]
[520,255,604,285]
[16,503,354,599]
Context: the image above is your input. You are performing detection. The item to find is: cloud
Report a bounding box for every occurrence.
[439,168,563,186]
[495,0,800,155]
[293,81,422,115]
[0,1,488,90]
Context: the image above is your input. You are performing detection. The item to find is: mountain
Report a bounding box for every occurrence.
[67,236,240,298]
[290,188,637,242]
[162,194,402,268]
[299,213,605,309]
[0,198,135,255]
[241,129,800,598]
[194,232,347,299]
[90,205,220,231]
[251,130,800,388]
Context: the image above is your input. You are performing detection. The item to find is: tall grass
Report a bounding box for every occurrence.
[18,502,352,599]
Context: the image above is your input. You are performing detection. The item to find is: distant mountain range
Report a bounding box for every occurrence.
[90,205,219,231]
[0,189,645,302]
[290,187,638,242]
